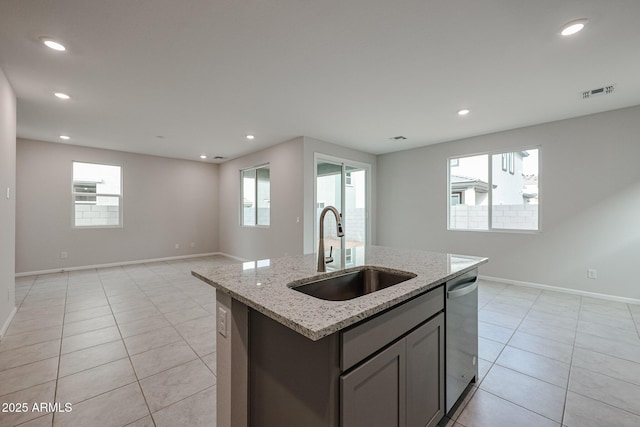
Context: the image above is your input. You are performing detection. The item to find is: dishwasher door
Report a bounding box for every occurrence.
[445,269,478,413]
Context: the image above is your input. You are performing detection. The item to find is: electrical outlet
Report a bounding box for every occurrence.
[60,251,68,259]
[218,307,228,337]
[587,269,597,279]
[190,242,195,248]
[175,243,180,249]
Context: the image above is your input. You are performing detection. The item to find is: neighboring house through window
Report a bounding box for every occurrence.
[72,161,122,227]
[448,148,539,231]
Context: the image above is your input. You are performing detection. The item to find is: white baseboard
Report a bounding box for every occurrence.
[215,252,251,262]
[480,275,640,305]
[0,306,17,341]
[15,252,230,277]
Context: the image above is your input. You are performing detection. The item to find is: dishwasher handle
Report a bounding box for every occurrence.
[447,278,478,299]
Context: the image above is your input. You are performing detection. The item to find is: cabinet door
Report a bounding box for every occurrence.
[406,313,445,427]
[341,339,406,427]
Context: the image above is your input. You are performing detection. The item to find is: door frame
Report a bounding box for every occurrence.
[313,153,372,258]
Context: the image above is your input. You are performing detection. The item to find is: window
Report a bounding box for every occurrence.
[241,164,270,226]
[448,148,539,231]
[72,161,122,227]
[345,248,353,264]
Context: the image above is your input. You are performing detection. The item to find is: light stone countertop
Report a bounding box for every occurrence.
[192,245,488,341]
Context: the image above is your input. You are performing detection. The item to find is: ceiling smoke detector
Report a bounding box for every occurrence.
[582,85,615,99]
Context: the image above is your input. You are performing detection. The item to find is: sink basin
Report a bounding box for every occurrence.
[290,267,417,301]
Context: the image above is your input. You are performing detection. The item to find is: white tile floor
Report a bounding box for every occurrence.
[2,259,640,427]
[442,280,640,427]
[0,255,236,427]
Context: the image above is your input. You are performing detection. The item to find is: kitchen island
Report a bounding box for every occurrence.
[192,245,487,427]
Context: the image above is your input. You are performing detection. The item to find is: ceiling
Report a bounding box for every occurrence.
[1,0,639,163]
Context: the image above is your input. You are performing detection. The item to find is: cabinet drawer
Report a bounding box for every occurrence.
[341,286,444,371]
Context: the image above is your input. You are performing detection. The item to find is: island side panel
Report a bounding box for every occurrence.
[217,293,250,427]
[250,310,341,427]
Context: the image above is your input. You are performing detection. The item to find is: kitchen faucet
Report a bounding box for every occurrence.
[317,206,345,272]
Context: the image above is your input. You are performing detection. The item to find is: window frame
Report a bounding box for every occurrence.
[240,163,270,227]
[71,161,123,229]
[447,146,540,233]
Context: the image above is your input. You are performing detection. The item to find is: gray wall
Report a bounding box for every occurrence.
[218,136,378,260]
[218,138,305,260]
[0,66,16,337]
[377,105,640,300]
[16,139,219,273]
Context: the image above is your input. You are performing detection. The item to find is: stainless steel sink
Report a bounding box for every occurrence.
[290,267,417,301]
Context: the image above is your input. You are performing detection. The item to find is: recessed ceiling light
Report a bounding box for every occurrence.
[200,155,207,159]
[457,109,470,116]
[59,135,70,140]
[560,19,588,36]
[246,134,255,140]
[54,92,70,100]
[40,38,66,51]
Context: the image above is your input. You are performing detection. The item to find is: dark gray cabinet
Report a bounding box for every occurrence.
[406,313,445,427]
[341,313,444,427]
[341,339,406,427]
[248,287,445,427]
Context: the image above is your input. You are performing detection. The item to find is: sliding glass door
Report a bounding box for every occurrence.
[315,155,369,267]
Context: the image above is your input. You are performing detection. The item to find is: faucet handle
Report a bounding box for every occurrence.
[326,246,334,264]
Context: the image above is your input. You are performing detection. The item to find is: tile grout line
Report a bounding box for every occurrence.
[627,303,640,340]
[477,387,564,425]
[566,388,640,419]
[125,263,217,421]
[567,298,640,418]
[467,286,569,425]
[52,270,70,427]
[103,264,158,427]
[1,274,68,415]
[557,293,578,427]
[452,283,639,426]
[145,385,217,424]
[1,277,50,343]
[127,264,185,426]
[4,257,228,427]
[114,260,222,422]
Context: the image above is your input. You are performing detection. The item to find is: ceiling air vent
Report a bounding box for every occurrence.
[213,156,225,160]
[582,85,615,99]
[389,136,407,141]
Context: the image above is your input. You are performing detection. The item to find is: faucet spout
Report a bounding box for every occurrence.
[317,206,344,272]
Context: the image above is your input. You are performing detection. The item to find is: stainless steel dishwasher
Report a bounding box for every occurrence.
[445,269,479,413]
